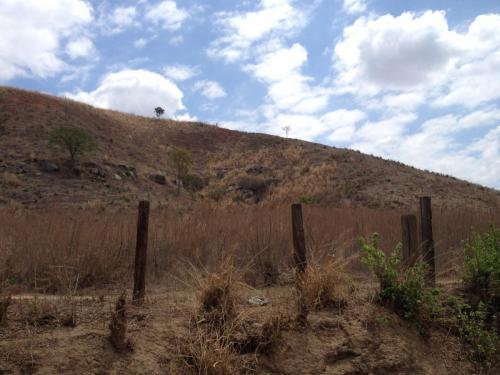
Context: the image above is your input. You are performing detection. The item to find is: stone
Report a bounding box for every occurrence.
[149,174,166,185]
[39,160,59,172]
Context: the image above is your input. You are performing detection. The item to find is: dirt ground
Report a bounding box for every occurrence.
[0,283,490,374]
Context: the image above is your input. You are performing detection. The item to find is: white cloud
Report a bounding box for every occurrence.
[208,0,308,62]
[343,0,367,15]
[334,11,459,94]
[193,80,227,99]
[108,6,138,33]
[0,0,94,81]
[323,109,367,143]
[163,64,199,81]
[145,1,188,30]
[66,37,96,60]
[245,43,307,82]
[65,69,185,117]
[134,38,148,48]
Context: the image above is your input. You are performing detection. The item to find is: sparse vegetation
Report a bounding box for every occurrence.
[48,126,97,163]
[169,147,192,195]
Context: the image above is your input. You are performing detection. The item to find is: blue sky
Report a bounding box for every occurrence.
[1,0,499,188]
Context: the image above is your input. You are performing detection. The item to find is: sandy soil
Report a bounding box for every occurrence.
[0,284,489,374]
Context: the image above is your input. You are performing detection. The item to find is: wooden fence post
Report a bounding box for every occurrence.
[419,197,435,286]
[133,200,149,303]
[291,203,308,325]
[401,214,417,268]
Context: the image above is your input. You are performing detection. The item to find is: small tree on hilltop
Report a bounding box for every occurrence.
[154,107,165,118]
[49,126,97,164]
[169,147,192,195]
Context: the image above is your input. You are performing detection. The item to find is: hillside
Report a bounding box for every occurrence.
[0,86,498,209]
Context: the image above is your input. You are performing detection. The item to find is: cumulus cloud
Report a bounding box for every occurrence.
[145,1,188,30]
[334,11,459,94]
[193,80,227,100]
[0,0,94,81]
[65,69,185,117]
[208,0,308,62]
[163,64,200,81]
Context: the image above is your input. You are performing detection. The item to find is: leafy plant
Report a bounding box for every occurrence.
[359,233,440,323]
[48,126,97,163]
[458,301,498,367]
[463,226,500,304]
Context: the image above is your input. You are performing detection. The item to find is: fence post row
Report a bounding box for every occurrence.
[419,197,436,287]
[401,214,418,268]
[133,200,150,303]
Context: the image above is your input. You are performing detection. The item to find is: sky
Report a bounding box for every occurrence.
[1,0,500,189]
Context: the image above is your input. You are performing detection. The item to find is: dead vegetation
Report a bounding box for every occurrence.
[302,261,354,310]
[1,204,498,293]
[109,293,132,352]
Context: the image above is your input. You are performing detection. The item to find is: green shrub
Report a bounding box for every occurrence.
[463,226,500,304]
[182,174,206,192]
[359,233,440,323]
[459,301,498,366]
[48,126,97,163]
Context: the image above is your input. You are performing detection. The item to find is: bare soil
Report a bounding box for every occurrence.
[0,284,486,374]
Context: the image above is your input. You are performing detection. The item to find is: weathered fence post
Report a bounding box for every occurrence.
[401,214,417,268]
[291,203,308,325]
[133,200,149,304]
[419,197,435,286]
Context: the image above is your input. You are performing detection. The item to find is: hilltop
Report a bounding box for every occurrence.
[0,86,498,209]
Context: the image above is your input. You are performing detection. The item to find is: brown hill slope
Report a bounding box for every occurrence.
[0,86,498,209]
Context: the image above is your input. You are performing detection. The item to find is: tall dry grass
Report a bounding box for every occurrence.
[0,202,498,293]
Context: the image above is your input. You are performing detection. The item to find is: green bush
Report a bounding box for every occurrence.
[359,233,440,323]
[182,174,206,192]
[463,226,500,304]
[459,301,498,366]
[48,126,97,163]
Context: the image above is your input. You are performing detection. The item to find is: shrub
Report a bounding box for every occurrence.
[302,261,352,310]
[198,271,235,329]
[359,233,440,323]
[48,126,97,163]
[182,174,207,192]
[463,226,500,305]
[458,301,498,367]
[169,147,192,194]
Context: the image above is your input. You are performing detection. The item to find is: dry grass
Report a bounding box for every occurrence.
[302,260,353,310]
[109,293,132,352]
[0,203,498,293]
[179,326,247,375]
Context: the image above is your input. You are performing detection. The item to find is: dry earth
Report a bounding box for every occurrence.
[0,283,487,375]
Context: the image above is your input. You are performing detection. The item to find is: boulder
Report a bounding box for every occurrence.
[39,160,59,173]
[149,174,166,185]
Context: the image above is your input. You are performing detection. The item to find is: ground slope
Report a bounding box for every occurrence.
[0,86,498,209]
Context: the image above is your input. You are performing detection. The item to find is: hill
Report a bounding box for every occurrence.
[0,86,498,209]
